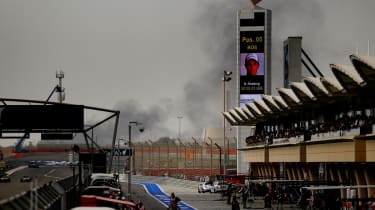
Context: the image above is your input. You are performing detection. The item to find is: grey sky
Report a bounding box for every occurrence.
[0,0,374,145]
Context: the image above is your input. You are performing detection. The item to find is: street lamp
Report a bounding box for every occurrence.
[222,70,232,175]
[127,121,144,201]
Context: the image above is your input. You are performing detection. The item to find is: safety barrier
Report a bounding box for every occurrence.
[0,174,85,210]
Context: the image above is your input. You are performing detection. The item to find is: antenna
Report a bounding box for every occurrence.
[56,70,65,103]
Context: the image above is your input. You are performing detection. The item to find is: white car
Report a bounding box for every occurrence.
[198,181,213,193]
[20,175,32,182]
[211,181,229,193]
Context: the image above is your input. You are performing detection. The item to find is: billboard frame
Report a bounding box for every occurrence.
[0,97,120,172]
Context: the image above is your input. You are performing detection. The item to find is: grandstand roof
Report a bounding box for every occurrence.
[224,54,375,126]
[229,109,245,123]
[234,107,249,121]
[223,111,239,125]
[254,99,272,114]
[303,77,331,97]
[277,87,301,106]
[245,102,263,117]
[350,54,375,82]
[242,107,256,119]
[321,76,346,94]
[330,64,366,89]
[262,95,282,112]
[272,96,289,110]
[290,82,317,102]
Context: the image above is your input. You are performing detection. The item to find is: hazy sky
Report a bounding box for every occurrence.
[0,0,374,145]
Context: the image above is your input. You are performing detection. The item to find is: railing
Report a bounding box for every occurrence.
[0,172,89,210]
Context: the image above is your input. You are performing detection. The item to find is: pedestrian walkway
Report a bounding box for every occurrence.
[138,182,196,210]
[120,174,300,210]
[122,174,199,194]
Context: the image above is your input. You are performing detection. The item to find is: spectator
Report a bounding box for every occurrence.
[232,195,240,210]
[169,192,180,210]
[227,183,233,204]
[264,193,272,209]
[137,200,145,210]
[242,186,249,208]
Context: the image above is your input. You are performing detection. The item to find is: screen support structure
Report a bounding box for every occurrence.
[0,97,120,173]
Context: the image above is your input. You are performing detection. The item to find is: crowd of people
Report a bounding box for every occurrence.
[220,179,375,210]
[246,112,374,146]
[107,189,145,210]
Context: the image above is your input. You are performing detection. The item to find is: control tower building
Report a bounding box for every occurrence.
[236,6,272,173]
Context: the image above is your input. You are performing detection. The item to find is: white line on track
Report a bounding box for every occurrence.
[43,169,60,179]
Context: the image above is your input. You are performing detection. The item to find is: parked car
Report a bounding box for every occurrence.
[0,175,11,182]
[20,176,32,182]
[81,186,121,197]
[211,181,230,193]
[28,161,39,168]
[198,181,213,193]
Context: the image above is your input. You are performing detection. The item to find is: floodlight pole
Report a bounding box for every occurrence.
[222,71,232,175]
[128,123,132,201]
[128,121,142,201]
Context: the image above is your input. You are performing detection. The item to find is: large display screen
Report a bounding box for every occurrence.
[0,105,84,131]
[239,12,265,107]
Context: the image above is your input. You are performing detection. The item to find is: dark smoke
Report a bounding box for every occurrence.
[91,99,174,145]
[181,1,245,135]
[91,1,246,143]
[90,0,375,145]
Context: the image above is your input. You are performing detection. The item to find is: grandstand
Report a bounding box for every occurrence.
[224,54,375,201]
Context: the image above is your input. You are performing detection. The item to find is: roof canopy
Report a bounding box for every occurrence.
[224,54,375,126]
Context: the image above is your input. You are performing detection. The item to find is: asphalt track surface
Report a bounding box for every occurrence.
[1,153,255,210]
[0,166,73,200]
[0,153,230,209]
[0,152,73,201]
[125,176,299,210]
[122,175,236,210]
[138,182,195,210]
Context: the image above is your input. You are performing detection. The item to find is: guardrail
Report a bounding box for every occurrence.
[0,173,87,210]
